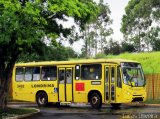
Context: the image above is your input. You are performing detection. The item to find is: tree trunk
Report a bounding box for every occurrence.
[0,68,13,110]
[95,40,98,56]
[0,57,16,110]
[0,31,19,110]
[84,29,88,58]
[0,78,7,110]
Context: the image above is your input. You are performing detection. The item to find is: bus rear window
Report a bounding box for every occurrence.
[16,67,24,81]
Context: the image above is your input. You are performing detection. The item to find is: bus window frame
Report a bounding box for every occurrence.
[41,66,57,81]
[117,66,122,88]
[121,66,145,87]
[24,67,41,82]
[81,64,102,80]
[15,67,24,82]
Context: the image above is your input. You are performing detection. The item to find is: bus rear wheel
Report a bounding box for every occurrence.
[36,92,48,107]
[90,92,102,109]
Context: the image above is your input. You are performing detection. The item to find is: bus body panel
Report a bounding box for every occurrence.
[115,87,123,103]
[73,72,104,103]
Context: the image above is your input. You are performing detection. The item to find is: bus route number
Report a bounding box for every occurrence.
[17,84,24,88]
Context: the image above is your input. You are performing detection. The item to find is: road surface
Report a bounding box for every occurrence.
[8,103,160,119]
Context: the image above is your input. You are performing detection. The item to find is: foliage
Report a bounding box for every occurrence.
[79,0,113,58]
[104,39,121,55]
[121,0,160,51]
[94,0,113,53]
[121,41,136,53]
[94,53,106,59]
[0,0,99,109]
[147,27,160,51]
[18,45,78,62]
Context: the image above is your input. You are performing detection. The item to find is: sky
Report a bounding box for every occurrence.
[103,0,129,41]
[62,0,130,53]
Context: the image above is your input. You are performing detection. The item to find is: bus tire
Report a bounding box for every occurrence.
[90,92,102,109]
[111,103,121,108]
[36,92,48,107]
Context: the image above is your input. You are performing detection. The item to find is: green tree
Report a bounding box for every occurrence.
[18,44,78,62]
[147,27,160,51]
[0,0,99,109]
[121,0,160,51]
[80,0,112,58]
[95,0,113,53]
[121,41,135,53]
[104,39,121,55]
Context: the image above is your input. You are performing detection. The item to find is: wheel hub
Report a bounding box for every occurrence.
[92,96,98,104]
[39,97,45,104]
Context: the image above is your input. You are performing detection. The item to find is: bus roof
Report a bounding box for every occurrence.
[15,59,139,67]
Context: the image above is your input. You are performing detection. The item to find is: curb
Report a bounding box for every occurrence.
[8,102,35,105]
[4,107,40,119]
[122,103,160,107]
[17,108,40,119]
[144,104,160,107]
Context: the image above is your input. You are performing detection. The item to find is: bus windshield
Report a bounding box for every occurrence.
[121,63,145,87]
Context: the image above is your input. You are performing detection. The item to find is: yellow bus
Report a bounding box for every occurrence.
[12,59,146,109]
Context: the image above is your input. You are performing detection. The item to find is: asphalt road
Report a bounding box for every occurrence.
[8,103,160,119]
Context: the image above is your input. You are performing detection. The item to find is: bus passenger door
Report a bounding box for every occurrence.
[58,67,73,102]
[105,66,109,102]
[105,66,116,103]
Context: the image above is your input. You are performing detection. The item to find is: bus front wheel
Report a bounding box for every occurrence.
[36,92,48,107]
[90,92,102,109]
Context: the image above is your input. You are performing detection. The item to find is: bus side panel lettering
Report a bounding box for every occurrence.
[31,84,54,88]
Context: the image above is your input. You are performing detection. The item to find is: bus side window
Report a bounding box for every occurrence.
[59,70,65,84]
[81,64,102,80]
[16,67,24,82]
[117,67,122,88]
[25,67,32,81]
[33,67,40,81]
[111,67,115,83]
[75,65,80,80]
[66,69,72,84]
[105,67,109,83]
[41,66,57,81]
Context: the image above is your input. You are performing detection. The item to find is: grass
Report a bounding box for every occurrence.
[0,108,37,119]
[145,99,160,104]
